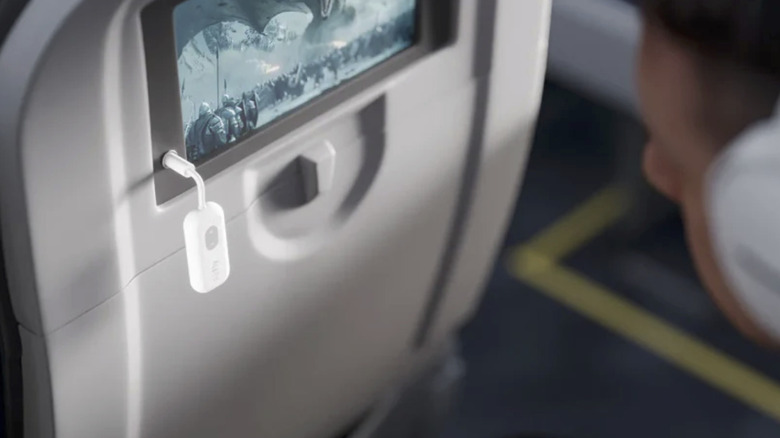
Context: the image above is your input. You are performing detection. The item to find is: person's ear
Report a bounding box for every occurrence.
[643,141,683,202]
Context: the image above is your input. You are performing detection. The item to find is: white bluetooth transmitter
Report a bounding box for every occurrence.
[163,151,231,293]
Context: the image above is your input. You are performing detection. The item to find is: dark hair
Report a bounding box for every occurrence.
[644,0,780,79]
[643,0,780,143]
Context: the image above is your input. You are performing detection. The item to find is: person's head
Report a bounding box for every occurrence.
[638,0,780,345]
[199,102,212,117]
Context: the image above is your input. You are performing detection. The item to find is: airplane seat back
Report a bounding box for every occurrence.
[0,0,550,437]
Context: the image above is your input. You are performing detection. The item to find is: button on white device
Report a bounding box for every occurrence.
[163,151,231,293]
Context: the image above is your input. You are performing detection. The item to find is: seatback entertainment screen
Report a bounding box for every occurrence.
[173,0,418,162]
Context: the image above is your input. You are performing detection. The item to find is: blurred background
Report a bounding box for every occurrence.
[442,0,780,437]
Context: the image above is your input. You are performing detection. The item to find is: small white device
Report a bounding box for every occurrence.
[163,151,231,293]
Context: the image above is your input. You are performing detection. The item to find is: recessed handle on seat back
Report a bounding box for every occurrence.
[299,141,337,204]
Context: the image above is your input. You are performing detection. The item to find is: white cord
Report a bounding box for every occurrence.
[186,169,207,210]
[162,151,207,210]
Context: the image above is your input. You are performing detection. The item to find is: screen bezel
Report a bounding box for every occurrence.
[143,0,457,205]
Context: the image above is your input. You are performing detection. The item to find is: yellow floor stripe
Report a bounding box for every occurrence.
[510,254,780,423]
[508,185,780,423]
[523,185,629,263]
